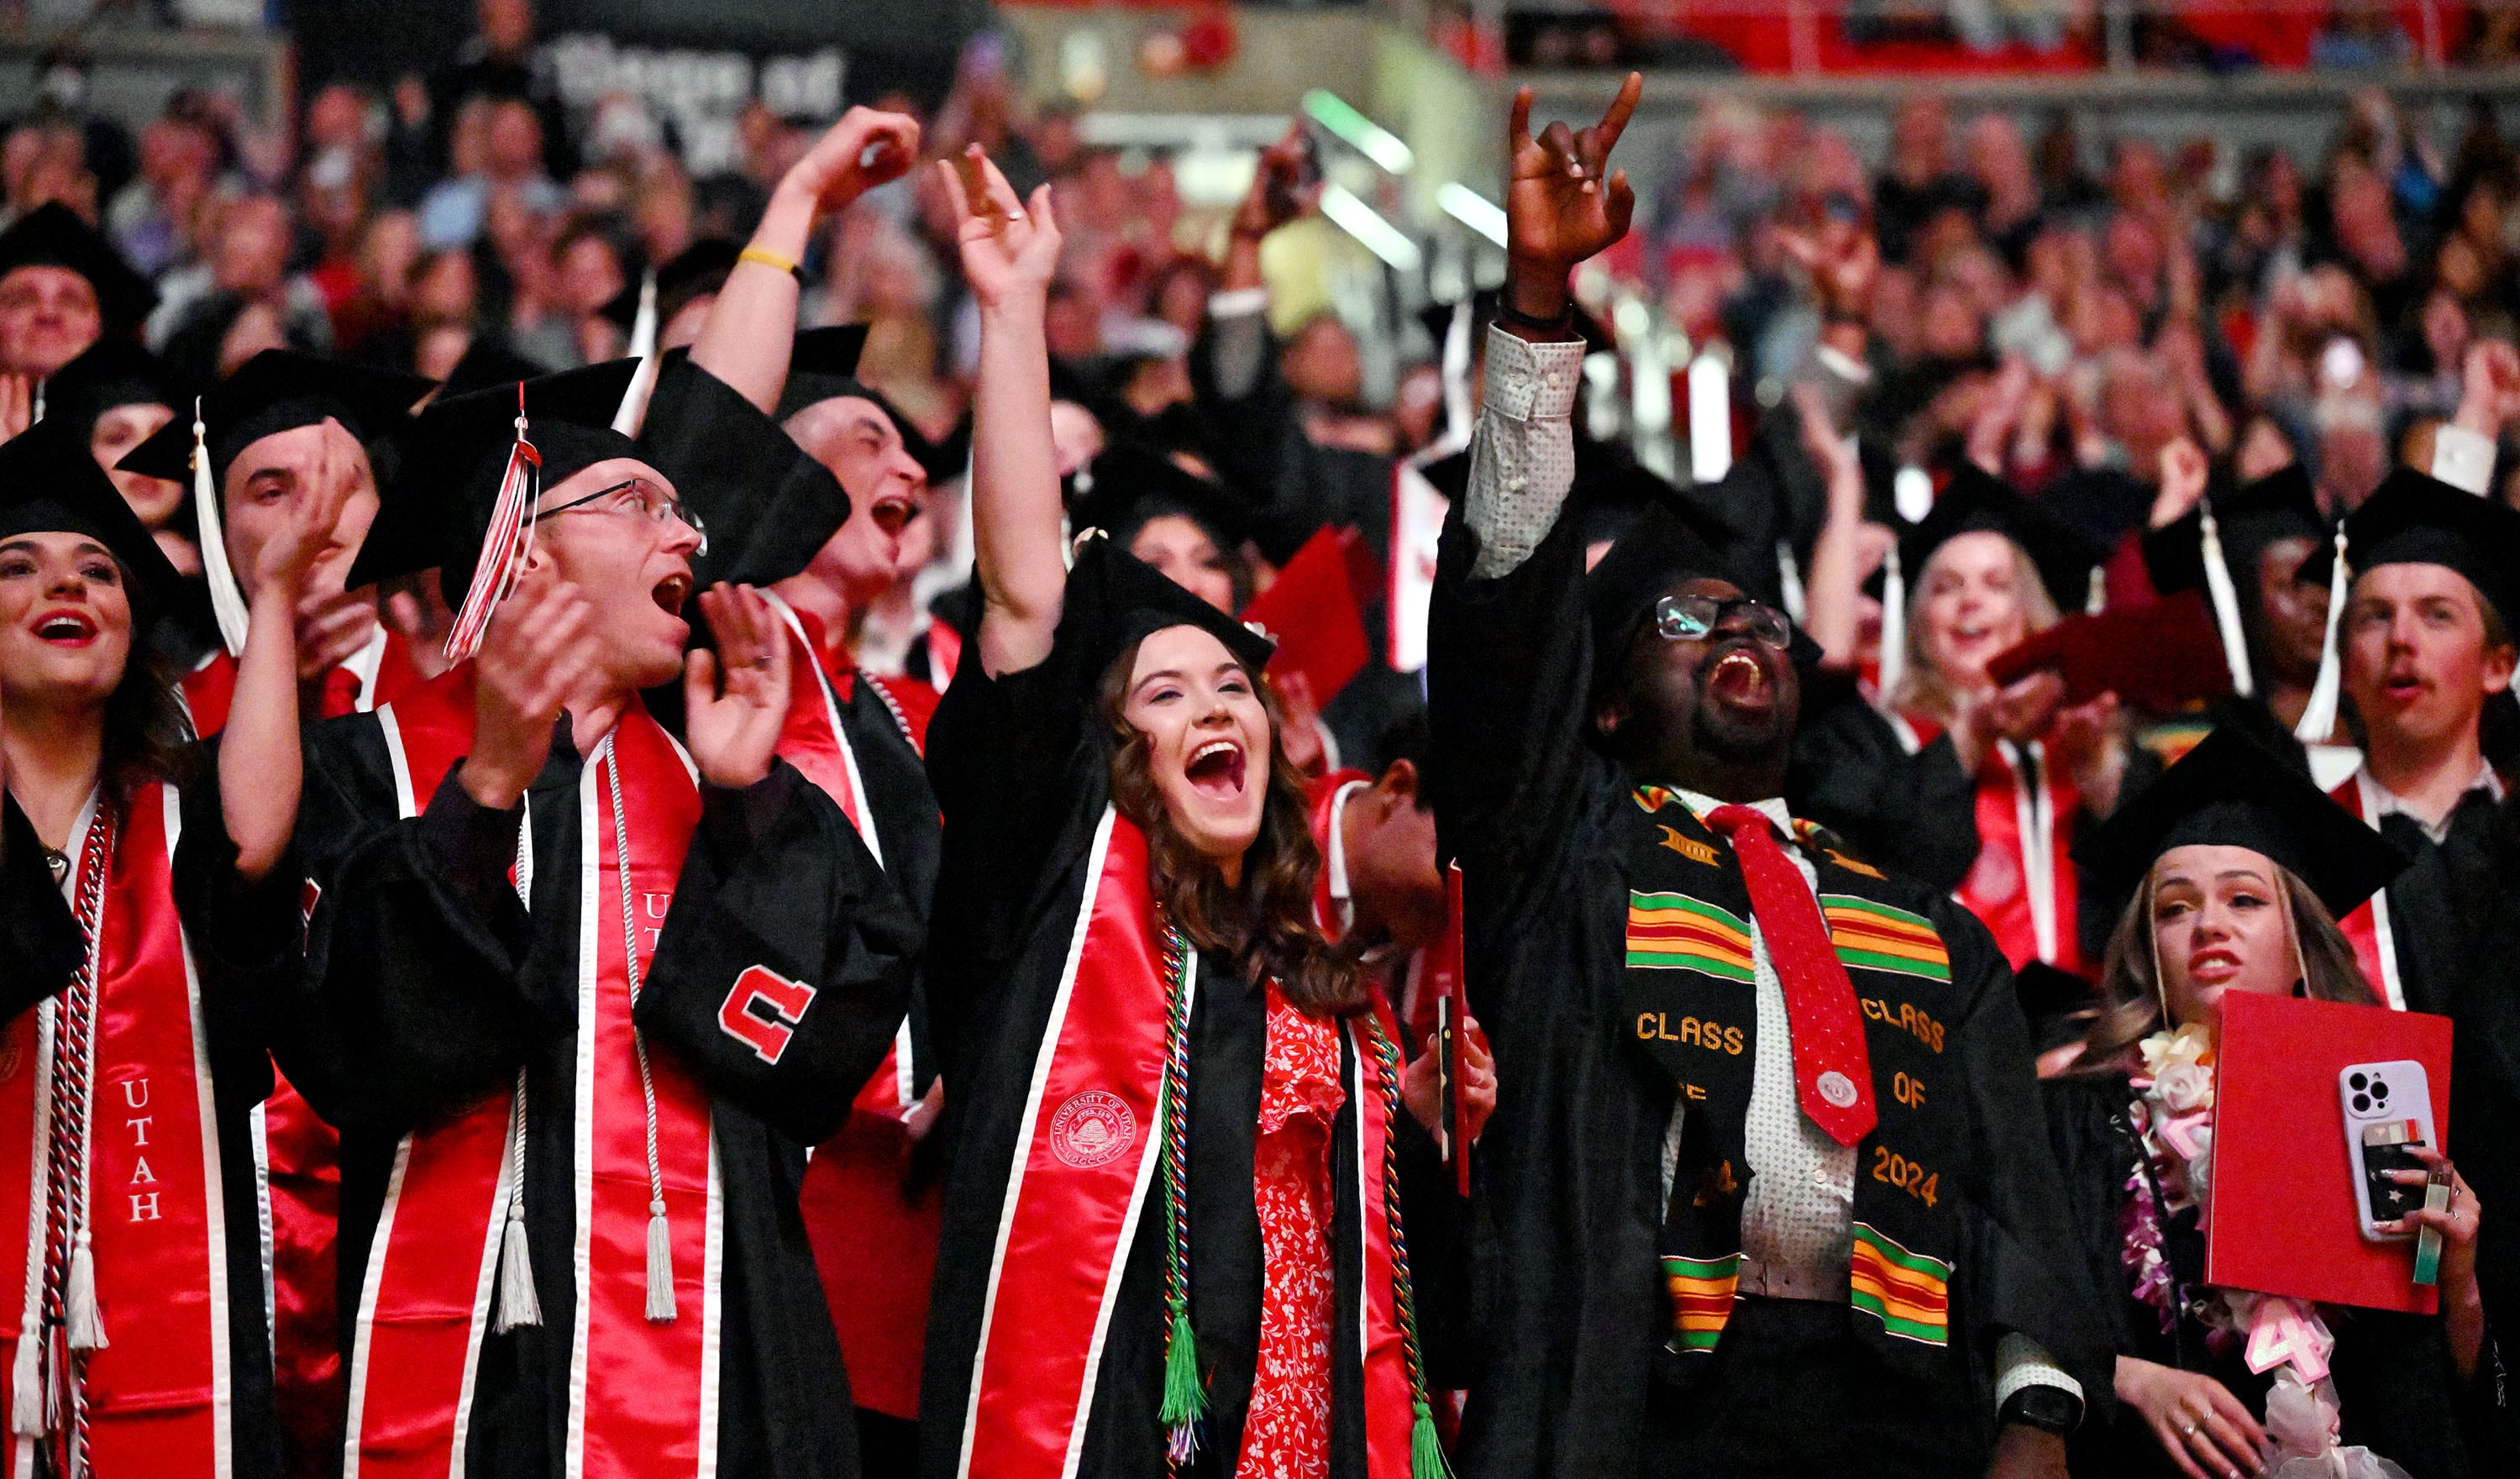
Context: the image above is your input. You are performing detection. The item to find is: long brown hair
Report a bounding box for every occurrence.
[1100,637,1364,1017]
[2067,860,2373,1077]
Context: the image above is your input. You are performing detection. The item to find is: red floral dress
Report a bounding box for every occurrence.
[1234,983,1346,1479]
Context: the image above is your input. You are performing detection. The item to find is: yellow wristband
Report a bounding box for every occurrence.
[738,245,800,276]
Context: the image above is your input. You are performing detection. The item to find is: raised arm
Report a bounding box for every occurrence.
[223,423,358,879]
[689,107,920,415]
[940,145,1066,678]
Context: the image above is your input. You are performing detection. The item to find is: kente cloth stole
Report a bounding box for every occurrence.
[952,807,1417,1479]
[2328,772,2407,1012]
[1618,788,1965,1370]
[0,783,235,1475]
[342,674,722,1479]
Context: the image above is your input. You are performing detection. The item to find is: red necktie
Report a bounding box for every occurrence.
[318,666,363,720]
[1704,805,1877,1147]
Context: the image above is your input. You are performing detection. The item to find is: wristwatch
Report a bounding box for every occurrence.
[1999,1384,2081,1436]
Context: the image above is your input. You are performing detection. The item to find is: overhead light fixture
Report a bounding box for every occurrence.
[1436,183,1505,247]
[1303,90,1414,175]
[1320,184,1422,271]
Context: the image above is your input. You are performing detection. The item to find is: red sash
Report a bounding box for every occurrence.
[1897,715,2083,975]
[953,809,1415,1479]
[2,784,234,1472]
[180,628,424,737]
[2328,774,2406,1010]
[927,616,963,691]
[341,677,720,1479]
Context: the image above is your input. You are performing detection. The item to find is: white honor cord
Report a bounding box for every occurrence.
[601,736,676,1324]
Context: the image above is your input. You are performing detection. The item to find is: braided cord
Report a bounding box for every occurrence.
[1362,1012,1453,1479]
[1155,920,1205,1466]
[601,737,675,1320]
[33,804,113,1468]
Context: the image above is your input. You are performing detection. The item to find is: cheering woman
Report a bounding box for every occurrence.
[2047,725,2510,1479]
[0,416,338,1476]
[916,146,1474,1479]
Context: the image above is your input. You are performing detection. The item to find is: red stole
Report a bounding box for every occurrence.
[769,595,942,1422]
[952,809,1416,1479]
[2329,773,2407,1011]
[926,616,963,692]
[339,675,722,1479]
[1895,714,2084,976]
[180,628,425,737]
[2,784,236,1474]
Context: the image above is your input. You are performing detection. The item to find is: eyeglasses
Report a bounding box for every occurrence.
[538,477,708,554]
[1654,593,1793,649]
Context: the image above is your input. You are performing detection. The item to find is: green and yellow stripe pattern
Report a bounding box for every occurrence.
[1661,1251,1741,1351]
[1849,1224,1952,1345]
[1626,893,1755,983]
[1821,896,1951,983]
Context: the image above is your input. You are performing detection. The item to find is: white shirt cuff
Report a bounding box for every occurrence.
[1205,286,1271,320]
[1482,326,1584,422]
[2431,422,2496,496]
[1994,1332,2083,1408]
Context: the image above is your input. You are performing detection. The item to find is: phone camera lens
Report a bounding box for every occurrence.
[2373,1082,2389,1102]
[2349,1073,2368,1090]
[2353,1094,2372,1114]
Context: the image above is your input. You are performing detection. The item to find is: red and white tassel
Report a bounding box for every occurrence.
[643,1198,675,1324]
[444,387,541,664]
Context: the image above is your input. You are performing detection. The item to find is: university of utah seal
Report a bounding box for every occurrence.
[1048,1089,1137,1169]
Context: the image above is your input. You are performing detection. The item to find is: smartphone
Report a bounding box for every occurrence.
[2339,1061,2436,1242]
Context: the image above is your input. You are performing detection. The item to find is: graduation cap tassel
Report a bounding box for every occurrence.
[445,386,542,664]
[2085,564,2108,617]
[191,397,252,658]
[1776,541,1807,625]
[612,270,660,437]
[1877,544,1907,705]
[2296,527,2352,744]
[2197,505,2255,698]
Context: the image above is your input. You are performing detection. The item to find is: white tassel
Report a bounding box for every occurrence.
[2085,564,2108,616]
[2296,527,2352,743]
[1776,540,1807,624]
[493,1210,541,1333]
[2198,506,2256,697]
[643,1200,675,1324]
[191,397,252,658]
[64,1238,102,1352]
[11,1315,45,1435]
[1877,544,1907,705]
[612,270,660,437]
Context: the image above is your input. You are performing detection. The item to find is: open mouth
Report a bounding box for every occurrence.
[652,572,692,616]
[1704,644,1773,708]
[33,610,97,645]
[2187,949,2241,983]
[1184,737,1247,801]
[871,494,919,537]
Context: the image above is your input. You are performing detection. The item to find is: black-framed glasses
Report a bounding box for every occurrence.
[1654,593,1792,649]
[538,477,708,554]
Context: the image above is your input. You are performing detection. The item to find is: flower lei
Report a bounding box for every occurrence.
[2124,1026,2401,1476]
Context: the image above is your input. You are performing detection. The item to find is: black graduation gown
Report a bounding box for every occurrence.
[915,624,1457,1479]
[1,777,290,1479]
[834,671,943,1098]
[1424,501,2111,1479]
[2041,1075,2514,1479]
[2434,790,2520,1352]
[293,712,918,1479]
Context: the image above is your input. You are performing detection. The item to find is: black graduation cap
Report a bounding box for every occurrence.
[771,324,873,422]
[2306,464,2520,631]
[0,202,156,332]
[2076,723,2408,919]
[349,359,646,601]
[1583,493,1824,689]
[2141,463,2328,604]
[598,239,743,333]
[2014,959,2101,1057]
[1058,529,1276,693]
[434,336,552,401]
[37,338,191,444]
[1070,439,1257,552]
[0,417,181,607]
[118,349,434,489]
[637,354,851,591]
[1880,462,2109,615]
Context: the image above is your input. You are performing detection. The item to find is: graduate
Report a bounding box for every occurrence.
[918,144,1462,1479]
[2048,724,2507,1479]
[1791,463,2136,977]
[297,360,919,1479]
[2139,458,2338,752]
[35,339,198,580]
[0,414,344,1476]
[118,349,435,734]
[0,203,155,380]
[1426,79,2107,1479]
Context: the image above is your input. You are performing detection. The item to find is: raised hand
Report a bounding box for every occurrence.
[2454,338,2520,438]
[1234,125,1315,242]
[462,562,597,810]
[1504,73,1641,321]
[685,582,791,789]
[2150,435,2209,530]
[939,144,1062,315]
[1777,213,1882,324]
[786,105,922,216]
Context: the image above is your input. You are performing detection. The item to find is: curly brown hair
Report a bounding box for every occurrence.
[1099,637,1364,1018]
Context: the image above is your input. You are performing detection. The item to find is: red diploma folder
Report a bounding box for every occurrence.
[1983,590,2233,711]
[2208,991,2450,1314]
[1244,526,1378,708]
